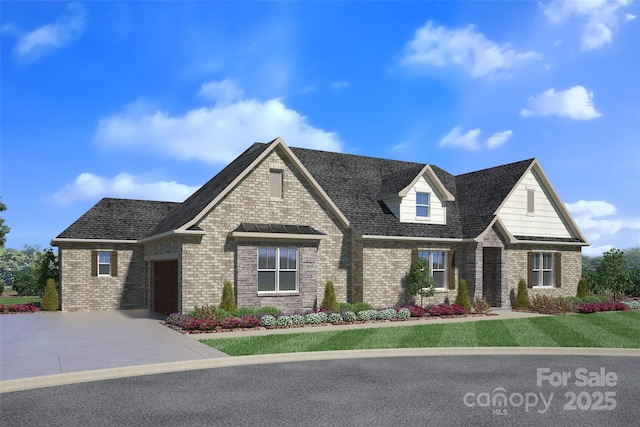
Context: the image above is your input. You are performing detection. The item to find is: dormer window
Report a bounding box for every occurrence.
[416,192,430,217]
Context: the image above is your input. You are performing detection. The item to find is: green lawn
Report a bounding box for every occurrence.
[0,296,40,306]
[201,311,640,356]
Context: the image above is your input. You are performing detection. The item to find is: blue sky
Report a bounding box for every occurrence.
[1,1,638,257]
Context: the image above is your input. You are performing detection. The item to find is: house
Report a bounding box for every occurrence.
[52,137,588,314]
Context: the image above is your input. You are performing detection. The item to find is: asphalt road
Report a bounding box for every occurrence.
[2,355,638,427]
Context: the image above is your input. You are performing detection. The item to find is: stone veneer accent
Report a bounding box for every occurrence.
[58,243,145,312]
[236,244,318,311]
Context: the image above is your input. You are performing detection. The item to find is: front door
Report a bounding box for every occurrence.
[482,247,502,307]
[153,260,179,315]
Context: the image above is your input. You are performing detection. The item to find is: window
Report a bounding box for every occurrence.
[527,189,535,214]
[418,250,446,288]
[416,192,429,217]
[258,247,297,292]
[91,250,117,277]
[532,253,554,287]
[270,169,283,198]
[98,251,111,275]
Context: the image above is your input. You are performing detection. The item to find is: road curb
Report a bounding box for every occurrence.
[2,347,640,393]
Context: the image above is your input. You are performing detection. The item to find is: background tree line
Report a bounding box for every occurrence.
[582,247,640,298]
[0,198,59,296]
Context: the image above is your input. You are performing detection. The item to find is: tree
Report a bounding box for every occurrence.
[320,280,339,313]
[219,281,237,312]
[576,277,589,298]
[513,278,530,309]
[594,248,631,300]
[407,257,435,305]
[36,248,58,290]
[0,198,9,247]
[454,279,472,312]
[41,278,59,311]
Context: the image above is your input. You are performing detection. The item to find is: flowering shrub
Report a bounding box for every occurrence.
[317,311,328,323]
[290,314,305,325]
[184,317,218,331]
[166,313,191,328]
[260,314,277,327]
[577,301,628,314]
[328,312,343,323]
[220,316,242,329]
[401,305,426,317]
[0,302,40,313]
[428,304,467,316]
[342,310,356,322]
[304,313,323,324]
[377,308,396,320]
[277,315,293,327]
[623,300,640,310]
[357,309,377,321]
[396,307,411,319]
[239,315,260,328]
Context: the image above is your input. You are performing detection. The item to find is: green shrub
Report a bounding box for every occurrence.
[258,306,281,317]
[40,278,59,311]
[513,279,531,309]
[577,277,589,298]
[472,297,491,314]
[260,315,276,327]
[581,295,610,303]
[233,307,258,318]
[320,280,339,313]
[328,312,343,323]
[351,302,373,314]
[214,308,232,321]
[454,279,472,312]
[343,310,356,322]
[220,281,237,312]
[338,302,353,312]
[190,304,217,319]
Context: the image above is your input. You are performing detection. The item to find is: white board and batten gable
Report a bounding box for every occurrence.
[382,168,453,225]
[497,162,575,239]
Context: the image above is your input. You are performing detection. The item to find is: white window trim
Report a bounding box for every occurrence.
[257,247,298,294]
[415,192,430,220]
[97,251,111,276]
[532,252,554,287]
[417,249,447,289]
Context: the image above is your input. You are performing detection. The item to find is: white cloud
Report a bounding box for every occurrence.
[331,81,350,89]
[440,127,512,150]
[486,130,513,149]
[521,86,602,120]
[198,78,244,104]
[94,88,342,164]
[542,0,632,50]
[401,21,541,78]
[565,200,640,254]
[4,3,86,62]
[440,127,482,150]
[626,13,637,20]
[51,172,199,207]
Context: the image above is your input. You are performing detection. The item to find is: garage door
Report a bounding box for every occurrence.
[154,260,178,315]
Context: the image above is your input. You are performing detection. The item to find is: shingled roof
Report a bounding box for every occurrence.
[55,198,180,241]
[54,140,556,243]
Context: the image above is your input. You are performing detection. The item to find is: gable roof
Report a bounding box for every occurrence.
[53,198,180,242]
[150,142,270,236]
[54,139,587,245]
[454,158,535,239]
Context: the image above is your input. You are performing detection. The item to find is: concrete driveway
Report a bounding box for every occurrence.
[0,310,227,381]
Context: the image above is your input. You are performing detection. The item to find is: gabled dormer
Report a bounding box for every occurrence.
[378,165,455,225]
